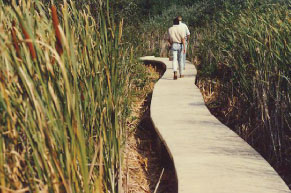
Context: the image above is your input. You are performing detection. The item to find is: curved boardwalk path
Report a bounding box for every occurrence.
[140,56,290,193]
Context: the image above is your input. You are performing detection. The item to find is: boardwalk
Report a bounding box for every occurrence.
[140,56,290,193]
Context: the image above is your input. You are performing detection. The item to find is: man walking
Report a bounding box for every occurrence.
[177,16,190,70]
[168,18,186,80]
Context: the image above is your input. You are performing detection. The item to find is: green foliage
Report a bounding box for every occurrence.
[0,0,150,192]
[124,0,249,56]
[1,0,290,191]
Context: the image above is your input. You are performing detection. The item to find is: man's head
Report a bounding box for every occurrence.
[173,18,179,25]
[177,16,182,21]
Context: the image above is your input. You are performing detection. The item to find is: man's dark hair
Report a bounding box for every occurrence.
[173,18,179,25]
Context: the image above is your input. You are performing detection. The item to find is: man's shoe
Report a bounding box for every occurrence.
[180,75,184,78]
[174,72,177,80]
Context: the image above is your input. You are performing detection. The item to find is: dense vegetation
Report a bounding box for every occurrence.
[0,0,153,192]
[0,0,290,192]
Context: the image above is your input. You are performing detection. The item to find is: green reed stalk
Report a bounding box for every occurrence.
[0,0,146,192]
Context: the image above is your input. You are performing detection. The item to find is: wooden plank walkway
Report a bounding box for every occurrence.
[140,56,290,193]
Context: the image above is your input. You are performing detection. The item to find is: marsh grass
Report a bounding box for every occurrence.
[0,0,150,192]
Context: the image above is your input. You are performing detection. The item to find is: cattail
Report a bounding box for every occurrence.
[11,20,21,59]
[51,5,63,56]
[20,22,37,60]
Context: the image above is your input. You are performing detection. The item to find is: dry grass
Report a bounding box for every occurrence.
[123,66,158,193]
[0,1,154,192]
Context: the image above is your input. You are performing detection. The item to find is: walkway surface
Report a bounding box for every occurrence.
[140,56,290,193]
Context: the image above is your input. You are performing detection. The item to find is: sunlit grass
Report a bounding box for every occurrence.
[0,0,150,192]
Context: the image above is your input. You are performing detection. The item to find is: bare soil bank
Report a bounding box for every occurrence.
[123,63,177,193]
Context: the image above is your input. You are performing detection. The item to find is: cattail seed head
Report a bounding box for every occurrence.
[11,20,21,59]
[20,22,36,60]
[51,5,63,56]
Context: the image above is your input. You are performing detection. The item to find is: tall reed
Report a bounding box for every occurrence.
[0,0,147,192]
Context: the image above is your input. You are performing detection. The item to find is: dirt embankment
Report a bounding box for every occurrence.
[123,63,177,193]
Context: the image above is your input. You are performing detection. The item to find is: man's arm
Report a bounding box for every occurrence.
[167,37,172,50]
[180,27,186,54]
[168,29,173,47]
[168,37,172,44]
[182,38,186,54]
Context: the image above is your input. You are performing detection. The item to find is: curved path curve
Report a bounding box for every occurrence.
[140,56,290,193]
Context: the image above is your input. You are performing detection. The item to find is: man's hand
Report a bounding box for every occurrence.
[183,48,186,54]
[167,42,172,50]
